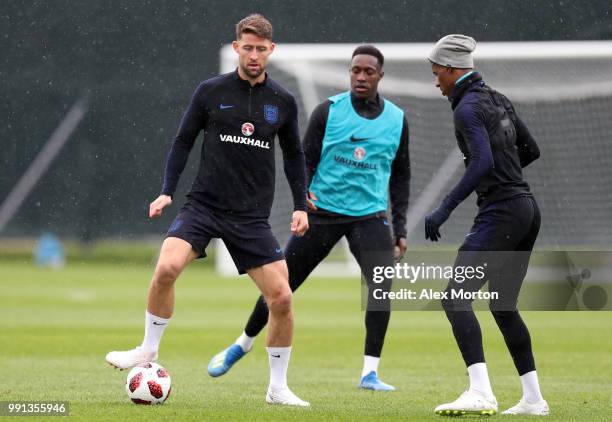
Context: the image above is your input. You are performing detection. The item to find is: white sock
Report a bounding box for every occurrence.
[362,355,380,378]
[467,362,495,399]
[267,346,291,390]
[141,310,170,353]
[520,370,544,403]
[235,331,255,352]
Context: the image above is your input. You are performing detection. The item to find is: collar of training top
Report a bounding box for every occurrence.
[232,68,268,88]
[350,92,381,108]
[449,71,483,108]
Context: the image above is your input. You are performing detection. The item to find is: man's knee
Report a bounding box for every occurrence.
[266,286,292,315]
[152,237,196,287]
[442,296,474,314]
[441,285,458,313]
[441,297,453,313]
[153,260,182,287]
[491,309,519,327]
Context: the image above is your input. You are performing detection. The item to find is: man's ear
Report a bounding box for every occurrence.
[232,40,239,53]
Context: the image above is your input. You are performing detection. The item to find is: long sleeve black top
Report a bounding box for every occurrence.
[161,70,307,218]
[442,72,540,211]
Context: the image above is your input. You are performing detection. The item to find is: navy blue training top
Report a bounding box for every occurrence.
[161,69,307,219]
[442,72,540,211]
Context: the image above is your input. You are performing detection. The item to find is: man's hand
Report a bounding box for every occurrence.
[424,206,451,242]
[306,191,318,211]
[291,210,309,237]
[394,236,407,262]
[149,195,172,218]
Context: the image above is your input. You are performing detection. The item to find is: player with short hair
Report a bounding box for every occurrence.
[426,35,548,416]
[105,14,311,407]
[208,44,411,391]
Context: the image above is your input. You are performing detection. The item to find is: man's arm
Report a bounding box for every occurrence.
[302,101,330,185]
[444,101,494,208]
[389,116,411,241]
[160,83,207,197]
[278,96,309,235]
[150,83,207,218]
[511,110,540,168]
[500,96,540,168]
[425,99,493,241]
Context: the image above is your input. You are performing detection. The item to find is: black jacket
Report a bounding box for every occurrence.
[444,72,540,211]
[161,69,307,218]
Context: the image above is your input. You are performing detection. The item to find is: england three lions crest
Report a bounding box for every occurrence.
[264,104,279,124]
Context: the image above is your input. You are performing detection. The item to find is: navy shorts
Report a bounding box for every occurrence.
[166,200,284,274]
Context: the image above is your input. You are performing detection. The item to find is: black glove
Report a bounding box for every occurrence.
[424,199,455,242]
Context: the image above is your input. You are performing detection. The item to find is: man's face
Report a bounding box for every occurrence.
[232,32,275,80]
[431,63,455,97]
[350,54,383,99]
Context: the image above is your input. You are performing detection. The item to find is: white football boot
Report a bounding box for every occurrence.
[105,346,157,370]
[502,398,549,415]
[266,386,310,407]
[435,390,498,416]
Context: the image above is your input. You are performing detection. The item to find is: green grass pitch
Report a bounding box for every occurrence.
[1,261,611,421]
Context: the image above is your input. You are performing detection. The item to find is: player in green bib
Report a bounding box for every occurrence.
[208,45,410,391]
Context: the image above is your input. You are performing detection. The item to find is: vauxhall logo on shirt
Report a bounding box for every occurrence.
[333,143,378,170]
[241,122,254,136]
[219,122,270,149]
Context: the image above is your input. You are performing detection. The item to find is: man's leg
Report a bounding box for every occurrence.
[106,237,198,369]
[435,207,506,415]
[435,248,497,416]
[496,198,548,415]
[209,224,344,377]
[248,260,309,406]
[248,259,293,346]
[490,253,536,380]
[244,225,345,337]
[148,237,199,318]
[346,217,395,390]
[491,198,539,378]
[436,198,540,415]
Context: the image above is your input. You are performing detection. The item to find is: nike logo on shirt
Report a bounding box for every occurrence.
[219,104,235,109]
[350,135,370,142]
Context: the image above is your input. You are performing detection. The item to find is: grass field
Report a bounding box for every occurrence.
[1,260,611,421]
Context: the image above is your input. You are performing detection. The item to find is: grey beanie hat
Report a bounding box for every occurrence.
[428,34,476,68]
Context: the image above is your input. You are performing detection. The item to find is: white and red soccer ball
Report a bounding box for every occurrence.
[125,362,171,405]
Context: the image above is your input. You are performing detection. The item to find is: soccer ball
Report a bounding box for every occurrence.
[125,362,171,405]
